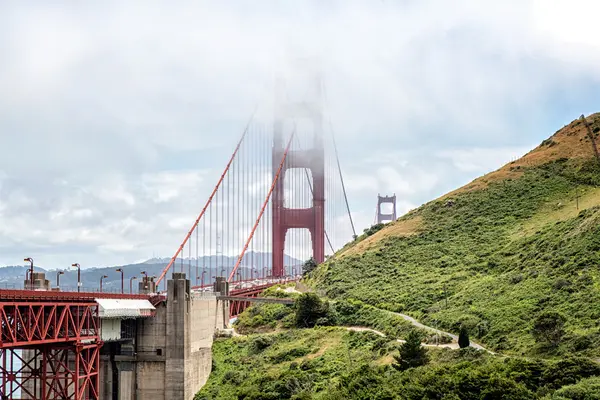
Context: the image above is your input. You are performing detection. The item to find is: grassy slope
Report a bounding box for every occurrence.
[197,327,600,400]
[312,113,600,356]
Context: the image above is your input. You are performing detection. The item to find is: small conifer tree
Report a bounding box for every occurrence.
[458,326,470,349]
[393,330,429,371]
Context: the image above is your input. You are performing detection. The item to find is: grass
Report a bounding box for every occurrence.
[197,326,600,399]
[309,116,600,357]
[198,115,600,399]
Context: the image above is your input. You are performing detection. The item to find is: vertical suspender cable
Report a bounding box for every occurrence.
[228,130,295,282]
[155,108,256,286]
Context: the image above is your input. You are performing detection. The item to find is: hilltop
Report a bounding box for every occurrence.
[199,114,600,400]
[312,113,600,356]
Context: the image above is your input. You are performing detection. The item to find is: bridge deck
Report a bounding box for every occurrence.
[0,288,151,302]
[217,295,295,305]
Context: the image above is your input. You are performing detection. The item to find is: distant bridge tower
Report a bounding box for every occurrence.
[272,62,325,277]
[376,194,397,224]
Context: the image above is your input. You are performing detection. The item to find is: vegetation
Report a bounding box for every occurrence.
[458,326,470,349]
[199,115,600,398]
[197,327,600,399]
[310,116,600,356]
[295,293,332,328]
[392,330,429,371]
[532,311,567,349]
[302,257,318,275]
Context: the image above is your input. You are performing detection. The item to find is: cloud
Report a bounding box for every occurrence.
[0,0,599,268]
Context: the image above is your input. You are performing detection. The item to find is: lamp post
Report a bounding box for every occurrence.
[100,275,108,292]
[24,257,34,290]
[129,276,137,294]
[220,267,226,277]
[141,271,148,291]
[72,263,81,292]
[116,268,124,294]
[56,270,64,289]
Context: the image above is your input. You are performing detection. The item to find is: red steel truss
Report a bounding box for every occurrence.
[0,300,101,400]
[0,302,99,348]
[0,345,100,399]
[228,282,291,317]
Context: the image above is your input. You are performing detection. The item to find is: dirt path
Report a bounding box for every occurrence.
[385,311,493,353]
[345,326,459,349]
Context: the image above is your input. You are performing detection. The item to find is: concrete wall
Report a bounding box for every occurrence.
[95,273,226,400]
[134,273,226,400]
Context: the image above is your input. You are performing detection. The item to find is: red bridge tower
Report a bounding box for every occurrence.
[271,71,325,277]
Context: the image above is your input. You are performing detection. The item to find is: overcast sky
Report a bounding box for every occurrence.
[1,0,600,269]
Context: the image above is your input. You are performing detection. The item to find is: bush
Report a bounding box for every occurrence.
[295,293,331,328]
[302,258,318,275]
[532,311,567,347]
[551,376,600,399]
[392,330,429,371]
[249,335,274,354]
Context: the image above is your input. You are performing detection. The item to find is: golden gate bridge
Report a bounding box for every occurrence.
[0,67,357,399]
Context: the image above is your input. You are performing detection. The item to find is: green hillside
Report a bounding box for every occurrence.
[311,113,600,356]
[198,327,600,399]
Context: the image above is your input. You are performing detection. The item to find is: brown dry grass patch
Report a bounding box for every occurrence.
[340,216,423,258]
[445,113,600,198]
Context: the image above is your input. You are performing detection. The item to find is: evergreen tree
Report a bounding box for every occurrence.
[295,293,329,328]
[458,326,470,349]
[393,330,429,371]
[302,257,318,275]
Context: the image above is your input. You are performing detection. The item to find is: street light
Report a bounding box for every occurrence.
[72,263,81,292]
[56,271,64,289]
[140,271,148,290]
[24,258,34,290]
[129,276,137,294]
[100,275,108,292]
[116,268,124,294]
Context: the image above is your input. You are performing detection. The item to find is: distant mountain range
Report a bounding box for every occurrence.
[1,252,303,293]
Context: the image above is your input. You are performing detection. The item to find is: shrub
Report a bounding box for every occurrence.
[532,311,567,347]
[295,293,331,328]
[302,257,318,275]
[249,335,274,354]
[392,330,429,371]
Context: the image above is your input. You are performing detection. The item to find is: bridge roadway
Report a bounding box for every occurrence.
[0,272,293,400]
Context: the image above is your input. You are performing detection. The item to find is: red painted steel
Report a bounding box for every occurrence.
[227,131,295,283]
[272,145,325,277]
[156,114,255,287]
[0,292,102,399]
[0,289,150,302]
[0,344,100,399]
[227,279,297,317]
[0,302,99,348]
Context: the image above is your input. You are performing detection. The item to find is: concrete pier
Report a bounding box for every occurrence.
[99,273,227,400]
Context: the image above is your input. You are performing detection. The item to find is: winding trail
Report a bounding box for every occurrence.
[292,283,494,353]
[386,311,493,353]
[345,326,460,349]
